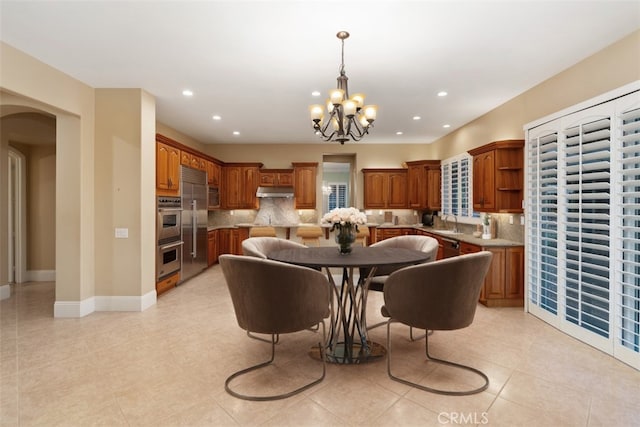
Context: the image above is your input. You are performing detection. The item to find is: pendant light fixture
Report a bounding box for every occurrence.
[309,31,377,144]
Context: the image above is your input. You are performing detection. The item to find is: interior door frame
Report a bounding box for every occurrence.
[7,147,26,284]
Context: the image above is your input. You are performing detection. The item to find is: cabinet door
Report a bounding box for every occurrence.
[407,164,426,208]
[387,172,408,208]
[277,172,294,186]
[224,167,242,209]
[190,156,200,170]
[505,246,524,299]
[427,169,441,210]
[243,167,259,208]
[473,152,495,211]
[207,230,218,266]
[259,172,276,186]
[484,247,506,299]
[207,161,221,187]
[294,165,317,209]
[156,142,180,195]
[364,172,387,208]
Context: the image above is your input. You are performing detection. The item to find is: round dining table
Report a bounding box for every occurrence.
[269,245,429,364]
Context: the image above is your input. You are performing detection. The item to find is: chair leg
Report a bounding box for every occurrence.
[247,331,280,344]
[409,327,434,342]
[386,320,489,396]
[226,323,326,401]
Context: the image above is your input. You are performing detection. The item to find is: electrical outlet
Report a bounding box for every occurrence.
[520,215,525,225]
[509,215,514,225]
[115,228,128,238]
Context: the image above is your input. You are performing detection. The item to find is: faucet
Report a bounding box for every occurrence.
[442,214,449,230]
[442,214,458,232]
[451,215,458,233]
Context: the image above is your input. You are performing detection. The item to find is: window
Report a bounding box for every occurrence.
[526,85,640,369]
[327,183,348,211]
[441,153,477,221]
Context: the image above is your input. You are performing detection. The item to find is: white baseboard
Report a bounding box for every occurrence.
[25,270,55,282]
[54,290,157,318]
[0,284,11,300]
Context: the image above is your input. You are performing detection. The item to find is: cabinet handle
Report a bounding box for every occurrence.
[168,177,173,188]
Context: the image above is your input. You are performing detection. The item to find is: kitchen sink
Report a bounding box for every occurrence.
[433,229,463,235]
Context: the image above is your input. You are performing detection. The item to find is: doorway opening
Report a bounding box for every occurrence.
[7,148,26,284]
[322,154,356,214]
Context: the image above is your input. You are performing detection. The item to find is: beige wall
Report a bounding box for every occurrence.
[95,89,156,297]
[429,30,640,159]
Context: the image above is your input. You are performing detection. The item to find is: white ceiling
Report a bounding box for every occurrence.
[1,1,638,145]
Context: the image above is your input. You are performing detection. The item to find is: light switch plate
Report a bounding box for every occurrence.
[115,228,128,238]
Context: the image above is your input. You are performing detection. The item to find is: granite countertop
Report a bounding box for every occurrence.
[374,223,523,247]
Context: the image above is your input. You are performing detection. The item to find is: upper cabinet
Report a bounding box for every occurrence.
[207,161,221,187]
[292,162,317,209]
[156,141,180,196]
[362,168,408,209]
[405,160,440,210]
[222,163,262,209]
[468,140,524,213]
[259,169,294,187]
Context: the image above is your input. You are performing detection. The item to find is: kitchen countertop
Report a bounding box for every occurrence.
[208,222,523,246]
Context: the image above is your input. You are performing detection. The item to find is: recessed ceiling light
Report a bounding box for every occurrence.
[396,131,403,135]
[311,91,321,97]
[182,89,194,97]
[233,131,240,136]
[443,124,451,128]
[212,115,221,121]
[413,116,421,120]
[437,91,448,97]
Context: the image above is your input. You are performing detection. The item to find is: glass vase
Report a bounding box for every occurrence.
[335,223,357,254]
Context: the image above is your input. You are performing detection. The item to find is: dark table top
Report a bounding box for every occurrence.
[268,246,429,269]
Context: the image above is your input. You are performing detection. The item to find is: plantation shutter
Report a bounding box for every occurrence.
[561,109,612,340]
[615,99,640,366]
[441,163,450,215]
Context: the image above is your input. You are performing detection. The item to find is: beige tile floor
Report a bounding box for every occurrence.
[1,265,639,426]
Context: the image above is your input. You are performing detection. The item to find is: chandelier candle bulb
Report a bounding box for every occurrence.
[330,89,345,105]
[351,93,365,108]
[310,105,324,121]
[343,100,357,117]
[364,105,378,121]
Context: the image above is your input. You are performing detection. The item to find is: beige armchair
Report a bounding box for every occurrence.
[219,254,332,401]
[362,235,439,339]
[241,236,306,259]
[382,251,493,395]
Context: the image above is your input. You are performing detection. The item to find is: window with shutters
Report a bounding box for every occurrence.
[525,84,640,369]
[327,182,348,211]
[441,153,478,221]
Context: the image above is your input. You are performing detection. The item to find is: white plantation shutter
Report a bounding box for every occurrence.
[527,126,560,317]
[526,85,640,369]
[441,154,475,219]
[328,183,347,210]
[561,111,612,340]
[615,98,640,367]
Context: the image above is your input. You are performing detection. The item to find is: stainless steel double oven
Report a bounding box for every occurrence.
[157,196,183,280]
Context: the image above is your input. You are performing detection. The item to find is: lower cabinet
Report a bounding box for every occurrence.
[156,271,179,296]
[208,230,218,266]
[414,229,445,260]
[459,242,524,307]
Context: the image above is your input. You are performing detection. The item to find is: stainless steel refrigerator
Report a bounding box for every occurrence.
[180,166,208,282]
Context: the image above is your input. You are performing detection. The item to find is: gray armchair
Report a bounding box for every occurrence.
[219,254,333,401]
[362,235,439,339]
[382,251,493,395]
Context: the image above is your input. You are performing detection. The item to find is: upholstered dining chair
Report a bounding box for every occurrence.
[219,254,333,401]
[355,225,370,246]
[361,235,439,339]
[382,251,493,396]
[240,237,310,343]
[242,236,306,259]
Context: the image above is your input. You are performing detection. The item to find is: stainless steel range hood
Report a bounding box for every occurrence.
[256,186,295,198]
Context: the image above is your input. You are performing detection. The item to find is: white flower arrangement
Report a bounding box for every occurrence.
[321,207,367,229]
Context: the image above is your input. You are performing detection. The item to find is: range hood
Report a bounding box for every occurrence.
[256,186,295,198]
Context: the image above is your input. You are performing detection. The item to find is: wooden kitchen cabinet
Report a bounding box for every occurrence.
[259,169,294,186]
[405,160,440,209]
[207,161,221,187]
[156,271,179,295]
[362,169,408,209]
[222,163,262,209]
[376,227,415,242]
[459,241,524,306]
[292,162,317,209]
[156,141,180,196]
[207,229,218,266]
[469,140,524,213]
[426,165,441,211]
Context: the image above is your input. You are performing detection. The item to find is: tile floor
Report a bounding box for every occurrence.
[1,266,639,426]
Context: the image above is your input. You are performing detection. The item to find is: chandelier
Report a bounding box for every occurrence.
[309,31,377,145]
